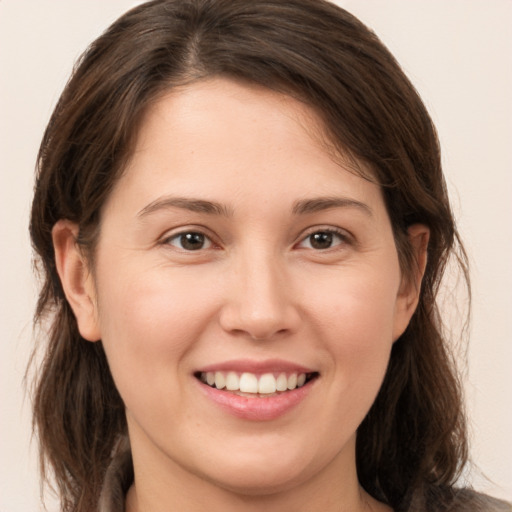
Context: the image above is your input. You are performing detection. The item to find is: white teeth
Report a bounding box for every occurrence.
[214,371,226,389]
[276,373,288,391]
[239,373,258,393]
[287,373,297,390]
[225,372,239,391]
[200,371,310,394]
[258,373,277,394]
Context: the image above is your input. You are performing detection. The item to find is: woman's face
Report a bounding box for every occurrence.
[70,79,421,496]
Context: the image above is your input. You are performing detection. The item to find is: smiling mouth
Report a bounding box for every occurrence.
[195,371,319,397]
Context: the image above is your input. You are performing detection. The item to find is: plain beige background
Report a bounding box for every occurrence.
[1,1,511,510]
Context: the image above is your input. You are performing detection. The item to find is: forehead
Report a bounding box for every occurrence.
[135,78,331,159]
[105,78,383,218]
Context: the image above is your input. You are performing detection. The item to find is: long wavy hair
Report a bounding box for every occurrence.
[29,1,470,511]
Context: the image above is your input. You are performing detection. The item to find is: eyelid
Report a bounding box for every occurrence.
[157,224,353,251]
[159,225,219,250]
[295,226,353,249]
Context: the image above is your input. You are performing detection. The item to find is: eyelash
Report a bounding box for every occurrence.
[161,230,216,251]
[161,226,352,253]
[296,227,351,251]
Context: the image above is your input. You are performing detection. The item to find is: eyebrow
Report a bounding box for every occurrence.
[137,195,372,218]
[292,197,373,216]
[137,197,233,218]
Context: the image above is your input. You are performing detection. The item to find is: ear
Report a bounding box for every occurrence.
[52,220,101,342]
[392,224,430,341]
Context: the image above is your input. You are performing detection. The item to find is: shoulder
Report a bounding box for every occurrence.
[407,488,511,512]
[440,489,511,512]
[456,490,512,512]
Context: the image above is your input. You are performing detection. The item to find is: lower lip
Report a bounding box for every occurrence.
[196,378,316,421]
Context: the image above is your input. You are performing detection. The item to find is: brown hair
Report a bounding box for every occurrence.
[30,1,470,511]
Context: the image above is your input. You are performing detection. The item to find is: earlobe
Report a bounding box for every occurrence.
[52,220,101,342]
[393,224,430,341]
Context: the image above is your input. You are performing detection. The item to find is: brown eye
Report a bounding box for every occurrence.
[309,232,334,249]
[298,230,346,250]
[166,232,212,251]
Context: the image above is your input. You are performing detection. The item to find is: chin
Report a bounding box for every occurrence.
[202,462,312,497]
[187,441,327,497]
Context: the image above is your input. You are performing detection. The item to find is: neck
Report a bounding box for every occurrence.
[126,483,379,512]
[126,485,382,512]
[124,428,390,512]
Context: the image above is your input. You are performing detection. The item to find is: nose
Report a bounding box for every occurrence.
[218,251,301,341]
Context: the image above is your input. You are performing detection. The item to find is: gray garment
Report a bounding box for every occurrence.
[98,439,511,512]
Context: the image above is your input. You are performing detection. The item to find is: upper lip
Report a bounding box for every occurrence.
[195,358,316,375]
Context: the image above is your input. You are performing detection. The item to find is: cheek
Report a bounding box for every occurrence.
[305,262,399,381]
[94,262,217,395]
[309,262,399,336]
[93,265,225,440]
[286,263,399,452]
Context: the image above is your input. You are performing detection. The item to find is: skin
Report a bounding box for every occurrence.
[53,78,428,512]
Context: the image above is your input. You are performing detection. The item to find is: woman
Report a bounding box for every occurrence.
[29,1,510,511]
